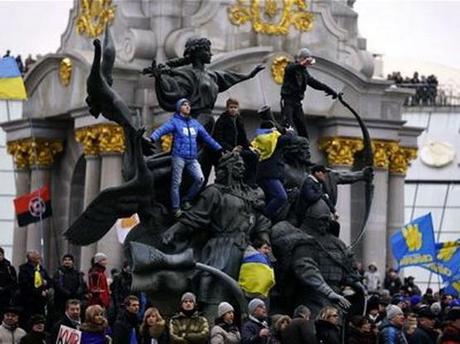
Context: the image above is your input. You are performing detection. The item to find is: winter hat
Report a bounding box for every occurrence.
[430,302,442,315]
[446,307,460,321]
[217,302,234,318]
[417,307,436,319]
[410,295,422,306]
[386,304,403,320]
[296,47,312,59]
[248,298,265,315]
[3,306,21,315]
[181,292,196,304]
[93,252,107,265]
[29,314,46,325]
[176,98,190,112]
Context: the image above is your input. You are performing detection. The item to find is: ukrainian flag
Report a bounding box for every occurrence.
[238,246,275,298]
[0,57,27,100]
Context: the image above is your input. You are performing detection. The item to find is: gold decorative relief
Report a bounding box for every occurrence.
[59,58,72,87]
[76,0,116,38]
[7,139,63,169]
[389,146,418,175]
[271,55,291,84]
[228,0,314,35]
[372,140,399,169]
[318,137,363,166]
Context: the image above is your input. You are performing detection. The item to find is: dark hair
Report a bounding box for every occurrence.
[62,254,74,261]
[293,305,311,318]
[226,98,239,107]
[0,247,4,255]
[260,120,275,129]
[124,295,140,307]
[311,165,327,174]
[349,315,368,328]
[252,237,270,249]
[165,37,212,68]
[66,299,81,309]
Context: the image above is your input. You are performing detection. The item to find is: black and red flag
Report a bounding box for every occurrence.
[13,185,52,227]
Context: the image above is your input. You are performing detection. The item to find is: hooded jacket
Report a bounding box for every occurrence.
[150,99,222,159]
[378,319,408,344]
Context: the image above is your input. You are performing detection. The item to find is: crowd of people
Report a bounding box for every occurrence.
[1,247,460,343]
[3,50,36,76]
[388,71,440,106]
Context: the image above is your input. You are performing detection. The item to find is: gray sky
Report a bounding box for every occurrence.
[0,0,458,70]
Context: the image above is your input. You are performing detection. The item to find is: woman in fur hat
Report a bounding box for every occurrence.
[210,302,241,344]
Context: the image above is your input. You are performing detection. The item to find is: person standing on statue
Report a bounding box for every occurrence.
[280,48,340,138]
[150,98,223,218]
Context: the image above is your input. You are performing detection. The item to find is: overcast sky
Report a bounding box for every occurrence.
[0,0,458,71]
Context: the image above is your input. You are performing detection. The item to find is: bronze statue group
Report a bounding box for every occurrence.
[60,34,460,344]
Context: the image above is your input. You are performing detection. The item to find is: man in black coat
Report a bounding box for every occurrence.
[280,47,339,138]
[408,307,439,344]
[52,254,86,316]
[50,299,82,344]
[112,295,141,344]
[0,247,17,314]
[17,250,51,327]
[213,98,258,185]
[241,298,270,344]
[282,305,318,344]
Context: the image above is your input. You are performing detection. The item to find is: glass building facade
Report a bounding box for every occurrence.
[403,109,460,292]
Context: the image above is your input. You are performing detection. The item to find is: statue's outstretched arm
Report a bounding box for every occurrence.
[213,64,265,93]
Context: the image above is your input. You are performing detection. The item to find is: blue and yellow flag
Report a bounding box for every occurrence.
[444,271,460,297]
[0,57,27,100]
[391,213,436,268]
[238,246,275,298]
[423,240,460,281]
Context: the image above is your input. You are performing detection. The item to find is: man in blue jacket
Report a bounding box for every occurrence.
[150,98,222,217]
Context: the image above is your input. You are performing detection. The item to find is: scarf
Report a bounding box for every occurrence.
[34,264,43,288]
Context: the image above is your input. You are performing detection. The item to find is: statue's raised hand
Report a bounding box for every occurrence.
[250,64,265,78]
[142,59,161,78]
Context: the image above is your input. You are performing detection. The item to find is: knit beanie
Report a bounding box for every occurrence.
[386,304,403,320]
[248,298,265,315]
[217,302,234,318]
[181,292,196,304]
[93,252,107,265]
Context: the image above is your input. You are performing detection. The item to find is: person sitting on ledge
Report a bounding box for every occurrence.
[150,98,222,217]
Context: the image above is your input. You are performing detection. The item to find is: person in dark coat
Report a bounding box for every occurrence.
[241,298,270,344]
[296,165,337,224]
[213,98,258,186]
[19,314,47,344]
[408,307,439,344]
[112,295,140,344]
[17,251,50,327]
[50,299,82,344]
[440,307,460,344]
[52,254,86,315]
[280,47,339,138]
[110,262,134,323]
[281,305,317,344]
[0,247,17,314]
[251,122,294,221]
[139,307,168,344]
[315,306,341,344]
[384,269,403,296]
[347,315,377,344]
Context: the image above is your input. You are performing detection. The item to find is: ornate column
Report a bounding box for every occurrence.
[96,124,125,272]
[75,126,103,272]
[360,140,398,272]
[318,137,363,245]
[7,142,31,266]
[386,146,418,267]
